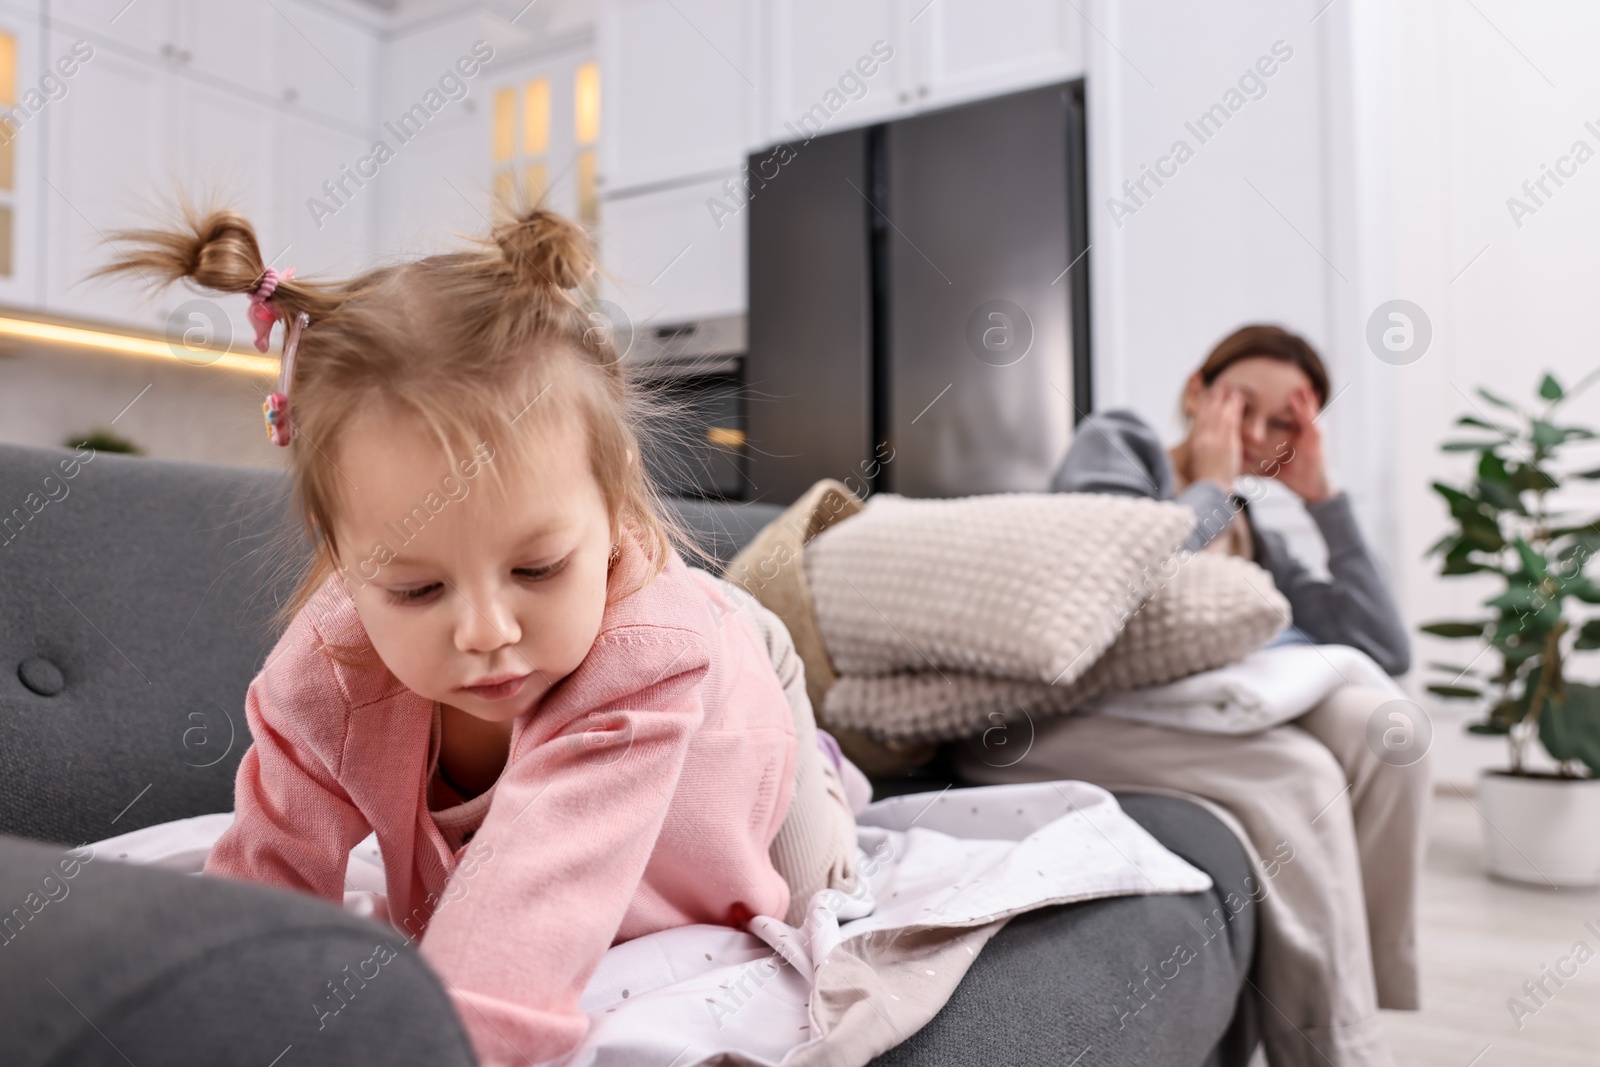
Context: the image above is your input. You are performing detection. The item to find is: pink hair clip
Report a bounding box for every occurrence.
[262,311,309,447]
[247,266,295,354]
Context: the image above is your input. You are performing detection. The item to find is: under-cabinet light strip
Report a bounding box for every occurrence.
[0,314,280,376]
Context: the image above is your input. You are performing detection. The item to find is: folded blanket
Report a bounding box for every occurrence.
[1083,643,1404,734]
[89,783,1209,1067]
[821,552,1289,742]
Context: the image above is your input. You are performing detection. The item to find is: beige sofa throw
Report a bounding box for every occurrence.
[802,492,1198,684]
[822,552,1290,741]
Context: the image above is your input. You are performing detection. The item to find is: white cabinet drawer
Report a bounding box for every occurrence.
[600,173,746,326]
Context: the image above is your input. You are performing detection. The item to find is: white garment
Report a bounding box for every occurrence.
[1083,644,1404,734]
[89,781,1209,1067]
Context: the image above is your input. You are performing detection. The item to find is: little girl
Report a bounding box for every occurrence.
[106,208,862,1065]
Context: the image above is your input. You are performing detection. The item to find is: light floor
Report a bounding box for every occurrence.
[1377,791,1600,1066]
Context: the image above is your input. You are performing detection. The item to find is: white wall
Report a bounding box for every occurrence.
[0,349,282,467]
[1088,0,1600,782]
[1083,0,1362,577]
[1385,0,1600,780]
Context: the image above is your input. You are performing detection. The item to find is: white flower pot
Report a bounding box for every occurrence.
[1477,771,1600,887]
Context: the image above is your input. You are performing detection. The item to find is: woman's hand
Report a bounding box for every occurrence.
[1268,386,1333,504]
[1188,384,1244,490]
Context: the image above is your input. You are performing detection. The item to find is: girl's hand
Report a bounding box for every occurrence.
[1188,384,1244,490]
[1269,386,1333,504]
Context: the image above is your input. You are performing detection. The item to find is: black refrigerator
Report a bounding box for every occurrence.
[745,80,1091,504]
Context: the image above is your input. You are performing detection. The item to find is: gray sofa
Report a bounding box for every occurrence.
[0,443,1258,1066]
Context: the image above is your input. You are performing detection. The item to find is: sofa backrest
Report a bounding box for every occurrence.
[0,443,779,845]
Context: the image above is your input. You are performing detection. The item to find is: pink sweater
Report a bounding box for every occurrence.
[204,547,797,1065]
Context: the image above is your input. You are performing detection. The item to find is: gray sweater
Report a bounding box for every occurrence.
[1050,409,1411,676]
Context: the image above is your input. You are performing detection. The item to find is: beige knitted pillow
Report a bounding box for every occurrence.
[821,552,1289,742]
[722,479,938,775]
[803,492,1197,685]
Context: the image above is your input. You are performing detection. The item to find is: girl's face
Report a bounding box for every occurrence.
[329,404,616,726]
[1186,356,1316,471]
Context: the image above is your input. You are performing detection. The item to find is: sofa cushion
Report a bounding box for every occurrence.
[0,443,778,845]
[0,445,304,845]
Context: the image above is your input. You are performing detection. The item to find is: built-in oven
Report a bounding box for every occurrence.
[628,314,749,502]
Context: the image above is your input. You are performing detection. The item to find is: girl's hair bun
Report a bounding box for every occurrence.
[98,207,268,295]
[493,210,595,291]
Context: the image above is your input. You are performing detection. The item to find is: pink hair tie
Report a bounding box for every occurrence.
[247,266,295,353]
[262,312,309,447]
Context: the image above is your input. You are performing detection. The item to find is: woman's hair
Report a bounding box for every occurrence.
[1194,324,1331,408]
[98,204,711,636]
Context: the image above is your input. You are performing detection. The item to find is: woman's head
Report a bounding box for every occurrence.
[104,206,690,724]
[1181,324,1330,472]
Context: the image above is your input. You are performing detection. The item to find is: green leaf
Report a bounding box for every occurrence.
[1441,441,1498,452]
[1502,637,1546,664]
[1441,554,1497,576]
[1549,522,1600,540]
[1458,415,1518,436]
[1509,464,1559,492]
[1539,684,1600,776]
[1540,373,1564,401]
[1431,481,1475,510]
[1489,697,1528,728]
[1478,450,1511,484]
[1477,387,1518,410]
[1428,661,1481,675]
[1421,621,1489,638]
[1468,721,1512,735]
[1459,514,1506,552]
[1513,537,1549,580]
[1575,619,1600,650]
[1564,577,1600,604]
[1427,684,1482,700]
[1486,586,1546,612]
[1477,479,1524,513]
[1532,420,1565,450]
[1574,467,1600,480]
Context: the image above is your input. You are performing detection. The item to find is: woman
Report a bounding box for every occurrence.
[959,325,1427,1067]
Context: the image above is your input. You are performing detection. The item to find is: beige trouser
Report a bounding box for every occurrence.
[956,684,1429,1067]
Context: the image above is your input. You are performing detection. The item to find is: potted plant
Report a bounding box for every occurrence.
[1423,371,1600,886]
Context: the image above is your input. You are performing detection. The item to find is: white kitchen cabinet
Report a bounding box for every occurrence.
[276,114,374,277]
[49,0,172,61]
[910,0,1083,111]
[26,0,385,335]
[372,112,490,258]
[170,78,281,347]
[275,0,376,128]
[171,0,277,96]
[600,172,746,325]
[763,0,908,144]
[40,33,173,331]
[599,0,756,193]
[759,0,1082,146]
